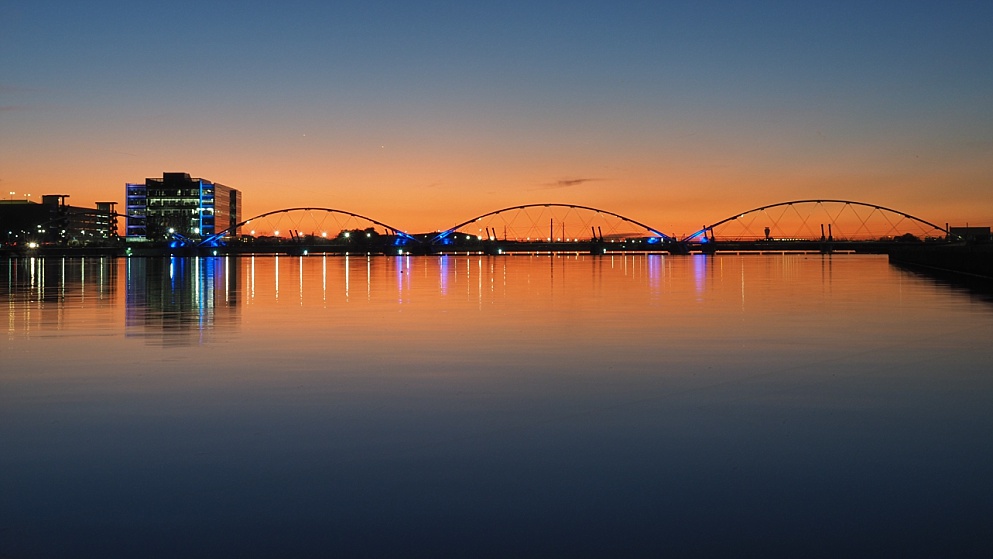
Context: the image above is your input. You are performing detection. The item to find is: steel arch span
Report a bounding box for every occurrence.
[431,203,674,246]
[684,199,949,243]
[200,207,417,247]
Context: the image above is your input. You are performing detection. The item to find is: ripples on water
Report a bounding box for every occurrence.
[3,254,993,558]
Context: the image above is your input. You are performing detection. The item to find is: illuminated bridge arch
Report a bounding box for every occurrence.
[684,199,949,243]
[431,203,674,245]
[201,207,416,247]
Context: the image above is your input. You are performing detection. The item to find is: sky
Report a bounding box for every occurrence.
[2,0,991,236]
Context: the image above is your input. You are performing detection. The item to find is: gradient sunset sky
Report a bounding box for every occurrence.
[2,1,991,236]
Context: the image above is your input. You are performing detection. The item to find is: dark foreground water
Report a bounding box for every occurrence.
[2,254,992,558]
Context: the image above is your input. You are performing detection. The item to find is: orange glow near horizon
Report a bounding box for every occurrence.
[2,147,990,240]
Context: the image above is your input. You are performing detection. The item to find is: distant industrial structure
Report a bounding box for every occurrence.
[0,195,117,247]
[125,172,240,243]
[948,226,991,243]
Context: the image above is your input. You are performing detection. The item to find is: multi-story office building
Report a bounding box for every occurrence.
[126,172,240,242]
[1,195,117,246]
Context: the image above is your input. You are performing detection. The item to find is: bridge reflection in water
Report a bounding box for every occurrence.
[8,238,982,351]
[113,252,684,344]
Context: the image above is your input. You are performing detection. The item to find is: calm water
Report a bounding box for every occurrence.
[3,254,993,558]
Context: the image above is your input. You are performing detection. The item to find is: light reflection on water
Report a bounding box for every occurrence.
[2,254,993,558]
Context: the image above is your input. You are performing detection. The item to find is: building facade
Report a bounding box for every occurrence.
[126,172,240,242]
[1,195,117,247]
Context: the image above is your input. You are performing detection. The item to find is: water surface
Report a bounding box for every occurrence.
[3,254,992,557]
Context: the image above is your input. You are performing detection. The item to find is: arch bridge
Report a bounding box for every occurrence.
[155,199,952,255]
[170,203,678,254]
[685,199,949,250]
[430,203,677,253]
[180,207,416,253]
